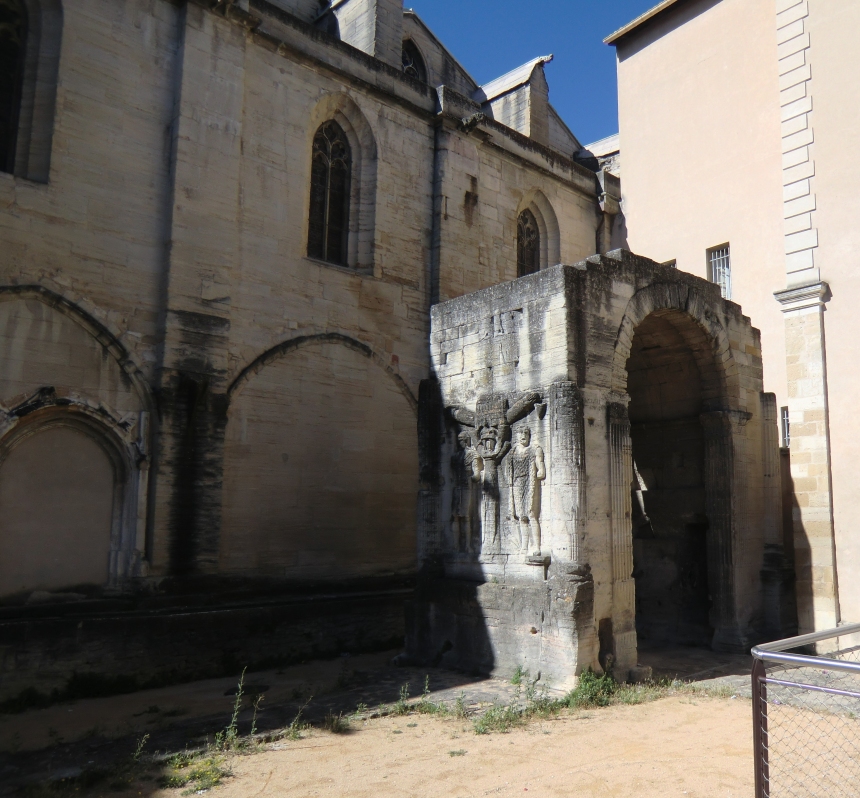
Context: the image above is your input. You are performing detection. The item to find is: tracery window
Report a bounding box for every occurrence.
[401,39,427,83]
[517,209,540,277]
[308,120,352,266]
[0,0,26,174]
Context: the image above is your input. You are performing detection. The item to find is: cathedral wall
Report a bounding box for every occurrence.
[0,0,182,387]
[436,128,599,302]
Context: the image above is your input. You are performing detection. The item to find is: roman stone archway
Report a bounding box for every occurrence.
[413,252,779,688]
[625,310,718,647]
[606,282,750,667]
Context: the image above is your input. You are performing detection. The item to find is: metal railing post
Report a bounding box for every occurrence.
[752,656,769,798]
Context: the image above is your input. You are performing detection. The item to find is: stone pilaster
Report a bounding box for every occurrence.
[774,282,838,633]
[760,392,797,638]
[607,400,636,675]
[548,382,584,563]
[700,409,750,651]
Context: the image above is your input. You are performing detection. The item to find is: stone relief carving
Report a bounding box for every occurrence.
[451,431,482,553]
[509,426,546,555]
[448,391,546,557]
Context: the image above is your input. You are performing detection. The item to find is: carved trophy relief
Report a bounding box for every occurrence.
[509,425,546,556]
[447,391,547,558]
[451,430,483,553]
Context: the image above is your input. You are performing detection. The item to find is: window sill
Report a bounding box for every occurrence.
[303,256,375,278]
[0,170,50,187]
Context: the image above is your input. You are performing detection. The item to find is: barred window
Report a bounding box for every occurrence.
[401,40,427,83]
[708,244,732,299]
[0,0,26,174]
[517,209,540,277]
[308,121,351,266]
[781,406,790,448]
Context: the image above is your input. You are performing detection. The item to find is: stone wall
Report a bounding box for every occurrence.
[0,0,608,692]
[411,252,787,688]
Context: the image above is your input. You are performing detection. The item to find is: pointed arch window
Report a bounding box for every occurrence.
[308,120,352,266]
[517,209,540,277]
[401,39,427,83]
[0,0,27,174]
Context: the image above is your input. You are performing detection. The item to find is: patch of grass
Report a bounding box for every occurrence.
[414,675,449,716]
[473,703,525,735]
[323,711,350,734]
[449,749,467,756]
[159,753,232,795]
[280,695,313,741]
[564,669,619,708]
[392,682,411,715]
[511,665,527,686]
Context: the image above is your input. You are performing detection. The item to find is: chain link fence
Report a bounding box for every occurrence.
[752,622,860,798]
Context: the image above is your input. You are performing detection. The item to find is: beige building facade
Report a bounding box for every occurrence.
[605,0,860,634]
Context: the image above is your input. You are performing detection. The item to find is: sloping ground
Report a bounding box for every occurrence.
[215,695,753,798]
[0,646,755,796]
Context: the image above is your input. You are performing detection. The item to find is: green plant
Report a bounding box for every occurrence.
[133,733,150,763]
[215,667,246,751]
[473,703,524,735]
[323,711,350,734]
[449,749,467,757]
[565,670,618,708]
[250,693,264,737]
[511,665,527,686]
[392,682,411,715]
[283,696,312,741]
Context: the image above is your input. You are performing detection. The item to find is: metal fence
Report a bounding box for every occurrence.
[752,622,860,798]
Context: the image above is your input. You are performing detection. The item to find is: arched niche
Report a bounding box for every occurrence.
[516,189,561,273]
[0,287,154,590]
[220,335,418,582]
[607,284,750,655]
[0,407,139,597]
[304,93,378,272]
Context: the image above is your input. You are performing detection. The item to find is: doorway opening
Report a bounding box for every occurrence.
[626,311,713,648]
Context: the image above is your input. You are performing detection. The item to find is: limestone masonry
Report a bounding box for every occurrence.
[0,0,795,697]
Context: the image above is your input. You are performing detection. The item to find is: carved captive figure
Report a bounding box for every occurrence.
[509,426,546,555]
[451,431,483,553]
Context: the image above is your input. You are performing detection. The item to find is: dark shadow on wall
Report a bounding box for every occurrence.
[770,447,799,638]
[405,377,495,676]
[615,0,723,62]
[626,312,713,649]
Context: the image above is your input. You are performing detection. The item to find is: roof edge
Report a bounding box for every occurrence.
[604,0,685,45]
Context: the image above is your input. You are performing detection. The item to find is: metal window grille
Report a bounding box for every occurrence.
[708,245,732,299]
[781,407,790,448]
[307,120,351,266]
[752,624,860,798]
[517,209,540,277]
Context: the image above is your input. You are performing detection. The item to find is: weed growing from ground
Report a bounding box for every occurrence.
[323,711,350,734]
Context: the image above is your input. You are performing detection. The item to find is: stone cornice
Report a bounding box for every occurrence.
[774,281,830,313]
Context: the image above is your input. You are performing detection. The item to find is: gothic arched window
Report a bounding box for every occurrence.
[308,120,352,266]
[0,0,27,174]
[401,39,427,83]
[517,209,540,277]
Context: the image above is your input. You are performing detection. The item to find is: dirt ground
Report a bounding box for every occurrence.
[0,647,755,797]
[186,694,753,798]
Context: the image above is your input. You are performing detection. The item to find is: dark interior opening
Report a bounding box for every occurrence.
[626,311,713,647]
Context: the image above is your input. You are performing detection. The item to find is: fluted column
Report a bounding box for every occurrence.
[700,409,751,651]
[607,400,636,673]
[548,382,584,563]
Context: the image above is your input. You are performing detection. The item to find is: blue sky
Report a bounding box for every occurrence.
[407,0,659,146]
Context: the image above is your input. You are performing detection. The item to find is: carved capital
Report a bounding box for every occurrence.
[607,401,629,426]
[700,409,752,436]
